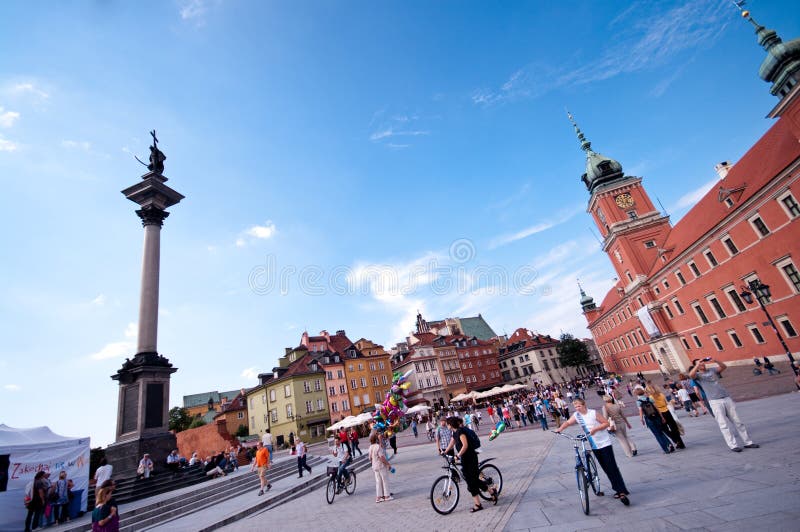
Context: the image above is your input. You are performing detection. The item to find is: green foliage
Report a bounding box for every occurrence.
[188,417,207,429]
[169,407,193,432]
[556,333,591,369]
[235,424,249,437]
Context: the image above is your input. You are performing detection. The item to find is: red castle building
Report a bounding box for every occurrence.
[577,11,800,375]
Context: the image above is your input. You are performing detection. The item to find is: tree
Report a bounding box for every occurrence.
[235,424,249,437]
[557,333,591,371]
[188,417,207,429]
[168,407,193,432]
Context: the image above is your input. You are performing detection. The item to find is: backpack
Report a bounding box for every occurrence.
[640,398,659,418]
[463,427,481,451]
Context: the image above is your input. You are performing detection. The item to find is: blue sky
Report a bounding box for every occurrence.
[1,0,797,446]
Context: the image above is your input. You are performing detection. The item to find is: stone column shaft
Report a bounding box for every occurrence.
[138,224,161,353]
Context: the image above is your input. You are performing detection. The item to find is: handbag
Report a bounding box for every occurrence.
[608,418,617,432]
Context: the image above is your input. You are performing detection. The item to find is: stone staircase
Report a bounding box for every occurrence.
[62,454,337,532]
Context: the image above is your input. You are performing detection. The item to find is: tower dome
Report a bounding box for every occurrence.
[742,10,800,98]
[568,112,625,193]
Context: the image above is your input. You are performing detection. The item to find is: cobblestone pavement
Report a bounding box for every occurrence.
[226,420,553,531]
[221,389,799,532]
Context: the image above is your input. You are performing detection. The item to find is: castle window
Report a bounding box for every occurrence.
[722,237,739,256]
[676,271,686,285]
[749,215,770,237]
[779,192,800,218]
[728,330,743,348]
[644,240,656,248]
[704,250,718,268]
[627,210,637,220]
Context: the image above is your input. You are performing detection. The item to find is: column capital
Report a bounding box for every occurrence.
[136,206,170,227]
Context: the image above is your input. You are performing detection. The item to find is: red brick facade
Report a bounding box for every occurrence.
[582,49,800,376]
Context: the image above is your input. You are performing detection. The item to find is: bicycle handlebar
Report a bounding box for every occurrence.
[550,430,587,442]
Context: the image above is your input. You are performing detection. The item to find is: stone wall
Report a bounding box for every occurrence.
[176,420,249,463]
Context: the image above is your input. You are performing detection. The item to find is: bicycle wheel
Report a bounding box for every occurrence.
[477,464,503,501]
[430,475,459,515]
[576,466,589,515]
[585,454,601,495]
[325,476,337,505]
[345,471,357,495]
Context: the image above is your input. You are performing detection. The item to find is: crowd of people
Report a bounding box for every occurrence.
[23,470,77,531]
[62,357,790,528]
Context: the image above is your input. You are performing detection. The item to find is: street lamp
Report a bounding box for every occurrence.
[739,278,795,362]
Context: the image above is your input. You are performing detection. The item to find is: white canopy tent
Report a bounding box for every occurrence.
[406,404,430,415]
[0,425,90,531]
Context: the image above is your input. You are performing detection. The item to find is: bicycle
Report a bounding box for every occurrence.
[552,431,602,515]
[325,465,357,504]
[430,454,503,515]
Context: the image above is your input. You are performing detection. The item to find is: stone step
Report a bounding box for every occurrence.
[123,457,327,532]
[61,456,325,532]
[177,455,374,532]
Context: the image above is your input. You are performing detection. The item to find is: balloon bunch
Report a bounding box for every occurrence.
[372,370,413,437]
[488,420,507,441]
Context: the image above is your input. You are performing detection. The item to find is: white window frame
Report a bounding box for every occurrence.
[703,249,718,268]
[775,315,798,338]
[777,190,800,219]
[721,235,739,256]
[748,214,770,237]
[687,260,701,278]
[727,330,743,348]
[706,295,727,319]
[747,324,766,344]
[710,334,724,351]
[775,257,800,294]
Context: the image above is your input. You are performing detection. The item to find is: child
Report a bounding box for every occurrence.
[677,386,698,417]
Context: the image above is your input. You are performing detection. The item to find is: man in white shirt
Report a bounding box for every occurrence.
[94,458,113,486]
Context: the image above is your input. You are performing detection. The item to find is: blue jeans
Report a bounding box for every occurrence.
[539,416,548,430]
[645,416,673,452]
[337,458,352,483]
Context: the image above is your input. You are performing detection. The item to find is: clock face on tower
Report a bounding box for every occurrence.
[615,193,634,209]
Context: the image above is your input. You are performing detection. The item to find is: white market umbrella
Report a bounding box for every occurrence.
[406,404,430,415]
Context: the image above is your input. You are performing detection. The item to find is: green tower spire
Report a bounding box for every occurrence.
[734,3,800,98]
[567,110,624,193]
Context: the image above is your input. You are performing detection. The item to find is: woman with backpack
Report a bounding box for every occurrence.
[441,416,498,513]
[634,387,674,454]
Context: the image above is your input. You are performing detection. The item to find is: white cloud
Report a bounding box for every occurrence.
[673,177,718,210]
[0,107,20,128]
[62,140,92,151]
[11,83,49,100]
[0,137,18,152]
[489,206,583,249]
[236,221,277,247]
[89,322,137,361]
[4,384,21,392]
[246,222,277,240]
[91,294,106,306]
[241,367,259,380]
[472,1,729,106]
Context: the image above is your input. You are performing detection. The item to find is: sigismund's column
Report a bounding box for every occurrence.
[105,132,185,476]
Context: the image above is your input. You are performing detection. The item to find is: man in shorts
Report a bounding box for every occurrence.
[255,442,272,495]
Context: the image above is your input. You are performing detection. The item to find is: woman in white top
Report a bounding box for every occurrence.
[555,398,630,505]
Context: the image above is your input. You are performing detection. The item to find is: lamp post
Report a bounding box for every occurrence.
[739,279,795,362]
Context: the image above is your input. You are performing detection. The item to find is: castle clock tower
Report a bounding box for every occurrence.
[568,113,672,284]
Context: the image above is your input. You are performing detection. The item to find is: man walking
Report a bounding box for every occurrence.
[296,437,312,478]
[262,430,274,456]
[689,357,759,452]
[255,442,272,495]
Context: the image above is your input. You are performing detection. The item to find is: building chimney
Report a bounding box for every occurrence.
[714,161,732,179]
[336,330,346,336]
